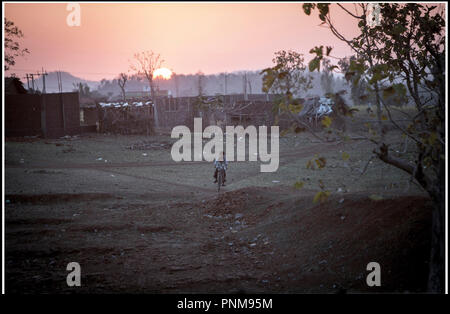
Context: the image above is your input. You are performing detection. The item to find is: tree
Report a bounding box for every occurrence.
[196,71,205,97]
[320,58,335,94]
[261,50,312,97]
[72,82,91,97]
[4,18,29,71]
[302,3,445,292]
[261,50,313,130]
[130,50,164,127]
[173,72,179,97]
[117,73,128,102]
[194,71,207,115]
[338,56,371,106]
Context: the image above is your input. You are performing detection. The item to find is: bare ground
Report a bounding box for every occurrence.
[4,133,432,293]
[5,187,432,294]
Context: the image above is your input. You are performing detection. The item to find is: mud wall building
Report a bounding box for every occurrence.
[6,92,81,138]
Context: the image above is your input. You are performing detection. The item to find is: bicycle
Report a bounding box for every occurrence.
[217,165,226,193]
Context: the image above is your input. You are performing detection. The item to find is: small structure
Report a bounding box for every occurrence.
[298,96,334,121]
[5,77,28,95]
[97,101,155,135]
[224,100,274,128]
[296,92,352,131]
[79,97,99,132]
[67,94,278,135]
[6,92,81,138]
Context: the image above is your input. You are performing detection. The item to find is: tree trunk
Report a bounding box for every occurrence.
[428,196,445,293]
[375,145,445,293]
[150,82,159,130]
[427,156,445,293]
[121,87,126,102]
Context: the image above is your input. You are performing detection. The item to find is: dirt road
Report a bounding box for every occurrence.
[5,134,431,293]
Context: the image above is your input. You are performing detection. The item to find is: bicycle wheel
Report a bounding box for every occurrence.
[217,169,222,192]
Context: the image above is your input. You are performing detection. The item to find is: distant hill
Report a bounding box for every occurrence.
[32,71,99,93]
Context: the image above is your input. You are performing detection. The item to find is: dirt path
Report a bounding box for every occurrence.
[95,168,217,193]
[5,142,345,170]
[5,186,432,293]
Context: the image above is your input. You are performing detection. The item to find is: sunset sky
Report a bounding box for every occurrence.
[5,2,369,81]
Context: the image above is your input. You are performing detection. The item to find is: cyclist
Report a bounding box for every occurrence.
[213,151,228,186]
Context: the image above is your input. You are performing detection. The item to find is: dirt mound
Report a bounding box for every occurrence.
[194,187,433,292]
[6,193,115,205]
[5,183,434,293]
[200,187,273,216]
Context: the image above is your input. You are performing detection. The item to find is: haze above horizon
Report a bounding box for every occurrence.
[6,2,365,81]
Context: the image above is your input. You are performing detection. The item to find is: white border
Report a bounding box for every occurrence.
[2,1,448,295]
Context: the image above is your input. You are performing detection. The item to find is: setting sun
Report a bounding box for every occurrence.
[153,68,173,79]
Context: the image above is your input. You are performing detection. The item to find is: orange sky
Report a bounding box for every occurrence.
[4,2,365,81]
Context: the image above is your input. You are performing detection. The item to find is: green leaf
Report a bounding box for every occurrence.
[309,58,321,72]
[294,181,305,189]
[315,157,327,169]
[317,3,329,16]
[302,3,315,15]
[349,58,366,74]
[369,194,384,201]
[328,65,338,72]
[382,83,406,99]
[321,116,332,128]
[369,64,390,84]
[280,128,290,137]
[342,152,350,161]
[313,190,330,204]
[310,46,324,57]
[288,103,303,114]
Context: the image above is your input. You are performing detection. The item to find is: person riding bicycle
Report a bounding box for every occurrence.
[213,152,228,185]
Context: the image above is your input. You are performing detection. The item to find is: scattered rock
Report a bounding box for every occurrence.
[128,140,171,150]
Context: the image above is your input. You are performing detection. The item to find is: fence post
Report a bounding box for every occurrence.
[40,94,47,138]
[61,93,66,134]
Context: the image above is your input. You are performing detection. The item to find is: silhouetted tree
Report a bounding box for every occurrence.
[130,50,164,127]
[303,3,445,292]
[4,18,29,71]
[117,73,128,102]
